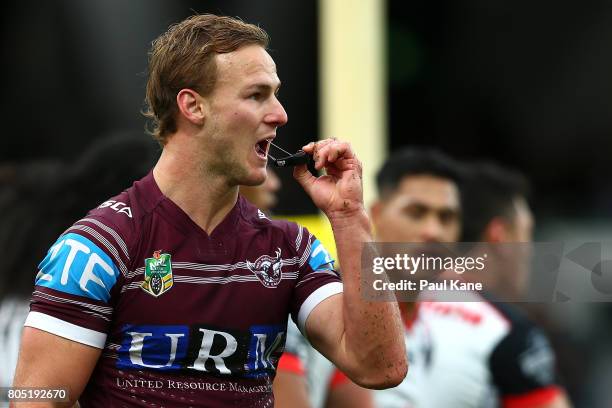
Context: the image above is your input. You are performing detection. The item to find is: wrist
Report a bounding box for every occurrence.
[327,206,371,232]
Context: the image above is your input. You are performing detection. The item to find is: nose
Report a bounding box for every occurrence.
[419,216,444,243]
[265,96,288,127]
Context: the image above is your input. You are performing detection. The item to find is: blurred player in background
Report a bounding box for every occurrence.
[0,160,62,387]
[370,148,462,408]
[370,147,464,316]
[451,162,570,407]
[12,14,406,407]
[372,149,571,407]
[0,133,159,388]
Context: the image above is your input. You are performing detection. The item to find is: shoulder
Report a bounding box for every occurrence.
[478,294,553,366]
[81,173,161,240]
[238,196,307,245]
[61,174,163,273]
[485,298,558,393]
[89,173,159,225]
[482,294,542,339]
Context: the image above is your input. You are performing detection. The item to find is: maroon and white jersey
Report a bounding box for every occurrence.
[25,172,341,407]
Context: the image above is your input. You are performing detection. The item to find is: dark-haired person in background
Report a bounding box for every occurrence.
[457,162,570,407]
[12,14,406,407]
[0,133,159,387]
[374,153,571,407]
[369,148,462,408]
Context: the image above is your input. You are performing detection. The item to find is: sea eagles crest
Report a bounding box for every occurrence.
[247,248,283,288]
[142,250,173,297]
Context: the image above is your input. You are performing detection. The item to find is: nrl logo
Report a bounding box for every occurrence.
[141,250,173,297]
[247,248,283,288]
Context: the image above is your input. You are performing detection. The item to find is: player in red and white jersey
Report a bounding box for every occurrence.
[370,149,571,408]
[12,14,407,407]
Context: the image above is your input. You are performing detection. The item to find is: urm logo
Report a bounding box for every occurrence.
[117,324,285,377]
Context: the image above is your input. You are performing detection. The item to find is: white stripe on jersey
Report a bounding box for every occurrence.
[78,218,130,259]
[126,257,301,279]
[24,311,107,349]
[295,225,304,250]
[120,271,300,292]
[83,310,111,322]
[66,225,128,277]
[299,233,313,267]
[295,270,339,289]
[105,342,121,351]
[33,290,113,315]
[297,282,343,335]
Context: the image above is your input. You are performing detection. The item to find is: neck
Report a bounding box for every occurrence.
[153,138,238,235]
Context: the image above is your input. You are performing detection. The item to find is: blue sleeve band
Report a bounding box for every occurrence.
[308,239,335,272]
[36,233,120,302]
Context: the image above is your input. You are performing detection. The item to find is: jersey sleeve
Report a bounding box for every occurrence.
[489,321,563,407]
[289,224,342,335]
[25,216,131,349]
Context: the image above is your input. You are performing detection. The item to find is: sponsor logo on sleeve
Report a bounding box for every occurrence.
[309,239,335,272]
[35,233,120,301]
[519,330,556,385]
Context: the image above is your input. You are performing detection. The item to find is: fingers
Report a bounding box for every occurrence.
[292,163,316,194]
[302,139,356,171]
[334,157,362,173]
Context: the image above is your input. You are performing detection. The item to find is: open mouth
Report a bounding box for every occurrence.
[255,138,272,159]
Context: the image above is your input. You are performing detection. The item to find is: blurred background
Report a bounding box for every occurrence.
[1,0,611,406]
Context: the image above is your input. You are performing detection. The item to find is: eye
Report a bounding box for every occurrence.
[403,204,427,220]
[249,92,262,101]
[439,209,458,225]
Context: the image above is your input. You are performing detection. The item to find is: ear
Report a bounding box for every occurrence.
[483,217,507,243]
[176,89,206,126]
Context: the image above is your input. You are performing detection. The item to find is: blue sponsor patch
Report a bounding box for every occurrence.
[308,239,335,272]
[35,233,120,302]
[117,325,190,371]
[245,325,285,377]
[114,323,285,376]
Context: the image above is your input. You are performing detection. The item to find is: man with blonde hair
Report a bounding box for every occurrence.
[12,14,406,407]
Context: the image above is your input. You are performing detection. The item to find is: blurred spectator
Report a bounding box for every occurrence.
[240,167,282,211]
[0,131,159,387]
[372,149,571,407]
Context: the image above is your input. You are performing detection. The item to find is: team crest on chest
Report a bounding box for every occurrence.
[247,248,283,288]
[142,250,173,297]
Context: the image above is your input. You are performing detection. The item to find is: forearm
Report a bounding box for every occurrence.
[328,208,407,388]
[295,139,407,388]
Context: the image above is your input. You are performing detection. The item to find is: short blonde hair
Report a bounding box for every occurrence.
[143,14,269,144]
